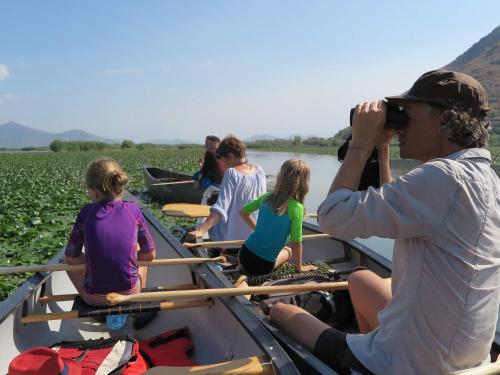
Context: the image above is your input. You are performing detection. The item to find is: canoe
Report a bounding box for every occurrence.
[143,166,203,203]
[0,195,300,374]
[190,221,500,375]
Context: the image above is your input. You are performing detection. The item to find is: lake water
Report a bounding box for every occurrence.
[247,150,500,262]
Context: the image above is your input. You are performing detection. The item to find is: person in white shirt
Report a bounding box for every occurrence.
[270,70,500,375]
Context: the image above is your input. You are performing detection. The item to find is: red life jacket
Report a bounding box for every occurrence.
[139,327,197,367]
[51,335,148,375]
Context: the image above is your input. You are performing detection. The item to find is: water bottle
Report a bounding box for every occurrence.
[106,314,128,330]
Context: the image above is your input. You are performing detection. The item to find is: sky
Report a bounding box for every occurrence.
[0,1,499,143]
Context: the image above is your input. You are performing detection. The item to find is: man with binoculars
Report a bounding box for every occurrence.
[270,70,500,374]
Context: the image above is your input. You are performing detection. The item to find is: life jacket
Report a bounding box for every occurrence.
[138,327,197,367]
[51,335,147,375]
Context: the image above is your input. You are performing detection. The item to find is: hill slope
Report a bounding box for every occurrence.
[443,25,500,129]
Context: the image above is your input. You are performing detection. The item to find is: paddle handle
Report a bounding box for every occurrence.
[183,233,331,248]
[0,256,226,275]
[21,299,212,323]
[152,180,195,186]
[107,281,349,305]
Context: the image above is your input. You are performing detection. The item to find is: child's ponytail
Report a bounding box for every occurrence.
[86,158,129,199]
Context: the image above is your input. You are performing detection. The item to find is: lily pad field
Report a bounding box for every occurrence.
[0,149,200,301]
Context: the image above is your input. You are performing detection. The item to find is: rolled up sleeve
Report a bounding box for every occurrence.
[318,161,459,240]
[210,169,236,223]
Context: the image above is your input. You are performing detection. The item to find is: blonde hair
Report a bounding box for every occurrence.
[85,158,129,199]
[266,159,310,215]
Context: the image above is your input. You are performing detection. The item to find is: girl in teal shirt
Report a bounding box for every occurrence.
[239,159,317,275]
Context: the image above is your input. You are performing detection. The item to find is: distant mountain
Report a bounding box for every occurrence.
[0,122,114,148]
[144,138,194,145]
[443,25,500,128]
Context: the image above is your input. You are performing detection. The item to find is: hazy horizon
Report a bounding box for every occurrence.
[0,1,499,143]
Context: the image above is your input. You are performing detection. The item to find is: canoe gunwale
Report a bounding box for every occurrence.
[0,249,65,326]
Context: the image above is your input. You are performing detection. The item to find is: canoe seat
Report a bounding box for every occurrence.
[246,262,334,286]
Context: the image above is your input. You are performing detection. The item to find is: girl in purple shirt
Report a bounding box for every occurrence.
[64,158,156,306]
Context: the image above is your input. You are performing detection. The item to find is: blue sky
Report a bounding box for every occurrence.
[0,1,499,142]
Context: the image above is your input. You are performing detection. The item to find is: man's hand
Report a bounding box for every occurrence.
[351,100,387,150]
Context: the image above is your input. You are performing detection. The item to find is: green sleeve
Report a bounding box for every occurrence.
[242,192,271,214]
[288,199,304,242]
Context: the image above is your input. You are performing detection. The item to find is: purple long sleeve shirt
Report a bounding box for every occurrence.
[65,200,156,294]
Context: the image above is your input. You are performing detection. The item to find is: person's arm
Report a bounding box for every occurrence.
[377,144,393,185]
[188,211,222,238]
[239,193,269,230]
[328,101,387,195]
[64,211,85,264]
[136,208,157,260]
[239,209,257,230]
[289,242,316,272]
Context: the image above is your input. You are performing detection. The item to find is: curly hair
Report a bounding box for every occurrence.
[431,105,491,148]
[216,135,246,160]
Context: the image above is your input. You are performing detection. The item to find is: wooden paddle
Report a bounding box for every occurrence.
[162,203,210,218]
[107,281,349,305]
[21,299,212,324]
[183,233,331,249]
[39,283,199,303]
[143,356,274,375]
[0,256,226,275]
[152,180,195,186]
[162,203,319,219]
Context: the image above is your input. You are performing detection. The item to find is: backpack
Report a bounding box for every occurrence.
[253,275,356,329]
[51,335,147,375]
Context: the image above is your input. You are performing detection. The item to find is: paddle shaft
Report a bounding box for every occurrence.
[183,233,331,248]
[107,281,349,305]
[39,283,199,303]
[152,180,195,186]
[21,299,211,324]
[0,256,226,275]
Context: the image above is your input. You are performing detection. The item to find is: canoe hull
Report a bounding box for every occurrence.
[143,166,203,203]
[0,193,298,374]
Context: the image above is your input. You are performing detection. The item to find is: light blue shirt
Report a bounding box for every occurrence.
[209,166,266,242]
[318,149,500,375]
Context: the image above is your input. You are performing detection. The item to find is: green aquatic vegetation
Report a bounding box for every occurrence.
[0,149,201,300]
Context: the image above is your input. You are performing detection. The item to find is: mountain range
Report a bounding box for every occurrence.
[0,122,117,148]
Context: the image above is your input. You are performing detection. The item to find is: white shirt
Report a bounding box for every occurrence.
[209,166,266,241]
[318,149,500,375]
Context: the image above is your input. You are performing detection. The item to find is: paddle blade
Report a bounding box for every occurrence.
[162,203,211,218]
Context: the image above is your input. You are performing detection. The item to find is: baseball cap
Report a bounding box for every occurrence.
[385,69,489,113]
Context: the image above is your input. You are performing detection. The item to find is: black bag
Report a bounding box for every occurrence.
[254,275,355,329]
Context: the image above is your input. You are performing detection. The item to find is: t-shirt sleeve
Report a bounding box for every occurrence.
[243,192,271,214]
[288,200,304,243]
[136,208,156,253]
[65,208,86,258]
